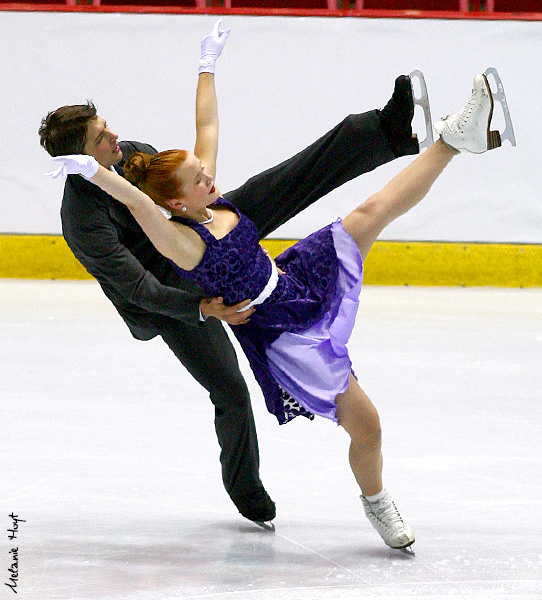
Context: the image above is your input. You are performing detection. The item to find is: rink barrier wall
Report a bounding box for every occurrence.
[4,14,542,243]
[1,234,540,287]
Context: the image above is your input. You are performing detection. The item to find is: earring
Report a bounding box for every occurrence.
[181,206,187,212]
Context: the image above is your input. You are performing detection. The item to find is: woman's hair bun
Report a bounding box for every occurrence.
[124,152,152,185]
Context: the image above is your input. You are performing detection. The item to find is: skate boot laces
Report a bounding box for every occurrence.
[441,89,479,134]
[361,490,415,549]
[370,494,405,531]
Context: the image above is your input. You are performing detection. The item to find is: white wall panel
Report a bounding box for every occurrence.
[1,12,540,242]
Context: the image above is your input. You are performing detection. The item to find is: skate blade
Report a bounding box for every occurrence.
[254,520,275,531]
[399,545,415,556]
[484,67,516,147]
[410,70,434,150]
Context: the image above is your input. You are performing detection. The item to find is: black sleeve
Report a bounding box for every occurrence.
[61,173,203,328]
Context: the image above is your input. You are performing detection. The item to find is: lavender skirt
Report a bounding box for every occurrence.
[265,219,363,422]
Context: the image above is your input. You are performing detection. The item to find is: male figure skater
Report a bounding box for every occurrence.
[39,20,419,528]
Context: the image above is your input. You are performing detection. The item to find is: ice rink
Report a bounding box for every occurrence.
[1,279,541,600]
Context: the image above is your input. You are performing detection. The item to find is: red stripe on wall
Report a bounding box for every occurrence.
[0,4,541,20]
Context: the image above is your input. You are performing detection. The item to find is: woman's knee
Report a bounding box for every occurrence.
[354,192,390,227]
[351,405,382,450]
[337,387,382,448]
[342,193,393,261]
[364,410,382,449]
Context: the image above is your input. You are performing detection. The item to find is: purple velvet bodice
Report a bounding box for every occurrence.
[169,198,273,306]
[169,198,343,424]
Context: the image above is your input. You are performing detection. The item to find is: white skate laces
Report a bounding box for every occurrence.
[434,74,501,154]
[361,489,415,549]
[440,92,478,135]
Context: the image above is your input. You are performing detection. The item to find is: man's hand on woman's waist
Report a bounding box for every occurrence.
[200,296,255,325]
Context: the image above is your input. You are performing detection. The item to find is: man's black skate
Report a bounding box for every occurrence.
[378,75,419,158]
[233,488,276,530]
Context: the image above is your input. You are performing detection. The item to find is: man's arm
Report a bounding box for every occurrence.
[62,177,203,326]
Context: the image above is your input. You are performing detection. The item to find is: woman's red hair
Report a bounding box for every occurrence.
[124,150,188,208]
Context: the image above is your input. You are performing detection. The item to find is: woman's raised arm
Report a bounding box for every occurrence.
[193,19,230,180]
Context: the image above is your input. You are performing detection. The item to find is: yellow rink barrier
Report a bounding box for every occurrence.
[0,234,541,287]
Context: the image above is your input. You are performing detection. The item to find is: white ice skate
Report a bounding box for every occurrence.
[410,70,434,150]
[434,69,515,154]
[361,490,415,550]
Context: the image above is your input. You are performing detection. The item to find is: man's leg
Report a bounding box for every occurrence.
[159,316,275,523]
[225,77,418,238]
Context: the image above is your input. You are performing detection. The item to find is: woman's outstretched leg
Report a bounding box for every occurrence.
[343,73,501,261]
[331,74,509,550]
[342,138,455,261]
[335,374,415,549]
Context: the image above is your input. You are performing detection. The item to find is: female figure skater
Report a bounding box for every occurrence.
[48,52,508,548]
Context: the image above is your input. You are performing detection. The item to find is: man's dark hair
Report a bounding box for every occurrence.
[38,101,97,156]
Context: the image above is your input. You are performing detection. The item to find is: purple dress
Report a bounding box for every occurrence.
[170,198,364,425]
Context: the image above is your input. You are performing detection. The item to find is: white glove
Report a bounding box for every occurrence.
[46,154,100,181]
[198,18,231,75]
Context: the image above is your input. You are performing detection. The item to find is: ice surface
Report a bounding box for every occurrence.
[1,280,541,599]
